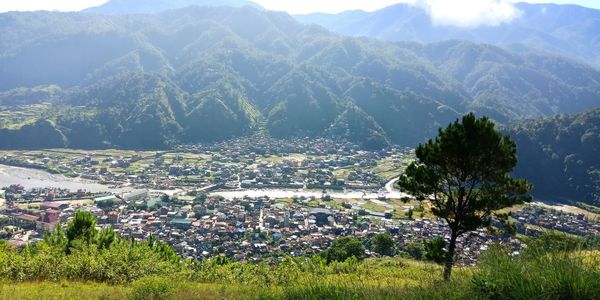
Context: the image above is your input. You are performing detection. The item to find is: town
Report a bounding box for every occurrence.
[0,136,411,191]
[0,137,599,265]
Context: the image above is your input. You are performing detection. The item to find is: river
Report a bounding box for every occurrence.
[0,164,407,199]
[210,177,408,200]
[0,164,132,193]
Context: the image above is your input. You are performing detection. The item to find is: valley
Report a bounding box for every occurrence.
[1,136,598,264]
[1,1,600,299]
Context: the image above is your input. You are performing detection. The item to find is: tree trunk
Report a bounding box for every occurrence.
[443,230,458,281]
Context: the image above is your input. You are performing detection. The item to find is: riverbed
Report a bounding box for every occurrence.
[0,164,132,193]
[0,164,407,199]
[210,177,408,200]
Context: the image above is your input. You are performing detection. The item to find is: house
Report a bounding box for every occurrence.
[13,214,38,228]
[309,208,334,227]
[40,210,60,223]
[122,190,148,202]
[37,210,60,231]
[94,195,121,207]
[171,218,193,230]
[40,202,69,210]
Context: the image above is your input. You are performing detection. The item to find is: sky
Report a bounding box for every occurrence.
[0,0,599,27]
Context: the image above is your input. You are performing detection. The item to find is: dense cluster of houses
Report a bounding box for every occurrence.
[175,135,360,157]
[3,185,592,266]
[513,205,599,236]
[391,218,524,265]
[1,137,412,192]
[0,137,597,265]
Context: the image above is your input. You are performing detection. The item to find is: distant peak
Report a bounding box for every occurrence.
[83,0,262,15]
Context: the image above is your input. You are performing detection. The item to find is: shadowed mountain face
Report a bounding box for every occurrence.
[508,108,600,205]
[1,6,600,150]
[296,2,600,66]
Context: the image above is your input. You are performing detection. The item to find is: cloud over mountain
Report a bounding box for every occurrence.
[418,0,522,27]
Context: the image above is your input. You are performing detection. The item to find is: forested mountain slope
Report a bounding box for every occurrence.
[510,108,600,205]
[1,6,600,149]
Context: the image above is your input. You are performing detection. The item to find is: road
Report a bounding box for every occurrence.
[210,177,410,200]
[385,177,400,193]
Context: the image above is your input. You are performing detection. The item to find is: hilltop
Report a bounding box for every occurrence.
[83,0,261,14]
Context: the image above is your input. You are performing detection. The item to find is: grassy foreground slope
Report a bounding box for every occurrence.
[0,258,467,300]
[1,247,599,300]
[1,213,598,299]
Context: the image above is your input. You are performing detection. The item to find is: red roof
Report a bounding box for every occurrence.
[16,214,39,222]
[40,202,68,209]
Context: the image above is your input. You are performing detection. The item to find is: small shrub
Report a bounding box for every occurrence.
[320,237,365,264]
[524,231,586,253]
[471,243,600,300]
[371,233,396,256]
[283,283,361,300]
[129,276,175,300]
[423,237,446,264]
[403,242,425,260]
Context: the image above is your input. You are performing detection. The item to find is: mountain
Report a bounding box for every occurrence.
[84,0,260,15]
[419,41,600,123]
[509,108,600,205]
[296,3,600,66]
[1,6,600,150]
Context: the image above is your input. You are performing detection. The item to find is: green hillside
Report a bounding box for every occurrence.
[1,7,600,149]
[510,108,600,206]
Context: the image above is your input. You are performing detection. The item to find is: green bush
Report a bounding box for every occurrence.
[0,213,185,284]
[402,241,425,260]
[524,231,595,253]
[371,233,395,256]
[471,243,600,300]
[423,237,446,264]
[129,276,175,300]
[320,237,365,264]
[283,283,361,300]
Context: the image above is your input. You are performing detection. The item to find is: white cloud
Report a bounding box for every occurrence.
[418,0,522,27]
[256,0,524,27]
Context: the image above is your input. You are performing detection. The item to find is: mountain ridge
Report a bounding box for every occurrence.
[295,2,600,66]
[83,0,261,15]
[0,6,599,150]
